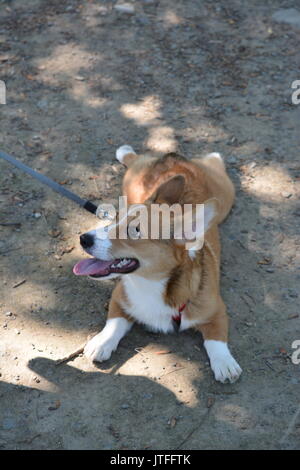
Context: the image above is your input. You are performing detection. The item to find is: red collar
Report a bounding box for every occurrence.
[172,303,186,332]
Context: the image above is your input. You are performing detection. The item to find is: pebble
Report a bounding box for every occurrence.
[4,311,12,317]
[33,212,42,218]
[114,4,135,14]
[272,9,300,29]
[288,289,298,298]
[2,417,16,430]
[120,403,130,409]
[136,16,150,25]
[142,393,153,399]
[37,98,49,110]
[248,162,257,170]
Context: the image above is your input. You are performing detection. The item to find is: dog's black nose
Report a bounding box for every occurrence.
[80,233,94,249]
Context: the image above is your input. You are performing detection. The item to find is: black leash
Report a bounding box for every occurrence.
[0,150,98,215]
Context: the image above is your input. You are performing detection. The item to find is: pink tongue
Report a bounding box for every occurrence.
[73,258,113,276]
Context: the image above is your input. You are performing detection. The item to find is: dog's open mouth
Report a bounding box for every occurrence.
[73,257,139,278]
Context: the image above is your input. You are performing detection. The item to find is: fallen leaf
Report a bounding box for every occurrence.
[279,348,287,355]
[207,397,215,408]
[108,425,120,439]
[88,175,100,180]
[48,400,61,411]
[168,417,177,428]
[257,258,271,265]
[24,73,35,80]
[62,245,74,254]
[48,229,61,238]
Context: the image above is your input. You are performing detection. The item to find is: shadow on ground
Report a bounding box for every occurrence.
[0,0,299,450]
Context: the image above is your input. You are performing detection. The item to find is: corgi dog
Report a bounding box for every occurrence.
[73,146,242,383]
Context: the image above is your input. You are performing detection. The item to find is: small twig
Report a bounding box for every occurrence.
[280,404,300,444]
[176,407,212,450]
[134,347,148,356]
[16,434,41,445]
[13,279,26,288]
[0,246,22,255]
[0,222,21,228]
[237,240,247,250]
[241,295,252,310]
[265,359,276,372]
[160,367,185,378]
[55,335,93,365]
[55,345,85,365]
[244,291,256,304]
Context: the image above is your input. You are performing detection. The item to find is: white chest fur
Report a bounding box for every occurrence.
[121,274,198,333]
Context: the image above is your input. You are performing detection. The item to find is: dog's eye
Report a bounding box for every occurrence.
[127,224,141,239]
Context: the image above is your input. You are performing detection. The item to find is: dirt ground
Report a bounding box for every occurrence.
[0,0,299,450]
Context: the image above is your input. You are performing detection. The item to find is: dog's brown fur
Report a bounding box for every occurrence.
[108,151,234,344]
[81,147,241,382]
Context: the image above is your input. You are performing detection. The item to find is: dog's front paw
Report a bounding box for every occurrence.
[204,340,242,384]
[209,353,242,383]
[84,332,116,362]
[84,318,132,363]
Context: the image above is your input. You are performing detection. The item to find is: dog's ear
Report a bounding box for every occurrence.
[203,198,219,232]
[151,175,185,204]
[174,198,219,250]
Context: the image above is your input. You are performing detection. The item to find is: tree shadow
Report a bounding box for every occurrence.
[0,0,299,451]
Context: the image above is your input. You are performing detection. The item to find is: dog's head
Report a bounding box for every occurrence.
[73,172,218,281]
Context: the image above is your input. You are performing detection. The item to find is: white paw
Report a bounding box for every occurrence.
[84,332,116,362]
[84,317,132,363]
[116,145,136,164]
[204,340,242,384]
[209,353,242,383]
